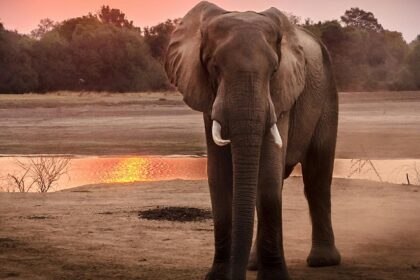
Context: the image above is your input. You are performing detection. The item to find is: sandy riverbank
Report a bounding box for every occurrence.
[0,178,419,279]
[0,91,419,158]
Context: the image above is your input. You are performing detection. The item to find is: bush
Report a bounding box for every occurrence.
[0,29,38,93]
[0,14,170,93]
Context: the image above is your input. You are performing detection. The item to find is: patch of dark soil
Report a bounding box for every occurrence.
[25,215,53,220]
[194,228,213,232]
[97,211,114,215]
[138,206,212,222]
[0,237,19,248]
[3,271,20,277]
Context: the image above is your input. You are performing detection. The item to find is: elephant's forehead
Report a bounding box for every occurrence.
[207,11,277,35]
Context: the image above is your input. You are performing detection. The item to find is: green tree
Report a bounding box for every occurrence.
[407,43,420,88]
[32,31,76,91]
[30,18,56,39]
[302,8,414,91]
[0,29,38,93]
[55,15,99,41]
[69,19,168,91]
[341,8,383,32]
[143,19,178,63]
[285,12,301,25]
[97,5,134,29]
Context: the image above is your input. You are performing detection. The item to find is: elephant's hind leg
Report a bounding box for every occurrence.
[301,107,341,267]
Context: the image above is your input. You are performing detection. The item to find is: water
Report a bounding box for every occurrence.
[0,156,419,192]
[0,156,207,192]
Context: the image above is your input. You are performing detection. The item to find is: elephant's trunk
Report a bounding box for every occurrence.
[230,129,262,279]
[226,74,269,279]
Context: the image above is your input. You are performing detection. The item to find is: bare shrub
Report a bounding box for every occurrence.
[0,179,14,192]
[27,157,71,192]
[348,158,383,182]
[2,157,71,193]
[5,161,36,192]
[0,159,34,192]
[348,146,383,182]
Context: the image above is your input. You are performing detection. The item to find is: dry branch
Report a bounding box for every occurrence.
[2,157,71,193]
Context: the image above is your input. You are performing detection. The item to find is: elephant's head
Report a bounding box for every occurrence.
[165,1,305,278]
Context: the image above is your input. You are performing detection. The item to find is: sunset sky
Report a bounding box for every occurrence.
[0,0,419,42]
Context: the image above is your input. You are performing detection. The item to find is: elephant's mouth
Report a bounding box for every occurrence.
[211,120,283,148]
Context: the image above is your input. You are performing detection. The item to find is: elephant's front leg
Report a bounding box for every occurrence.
[204,114,233,280]
[255,121,290,280]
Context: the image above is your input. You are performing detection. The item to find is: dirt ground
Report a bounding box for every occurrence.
[1,91,420,279]
[0,91,419,158]
[0,178,419,280]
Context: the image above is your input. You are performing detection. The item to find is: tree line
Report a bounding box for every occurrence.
[302,8,420,91]
[0,6,171,93]
[0,6,419,93]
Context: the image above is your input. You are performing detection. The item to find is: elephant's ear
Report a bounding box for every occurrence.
[262,8,306,115]
[165,2,225,112]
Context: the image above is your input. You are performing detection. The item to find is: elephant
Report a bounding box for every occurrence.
[164,1,341,279]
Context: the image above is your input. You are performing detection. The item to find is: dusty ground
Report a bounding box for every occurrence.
[0,178,419,280]
[0,91,419,158]
[1,91,420,279]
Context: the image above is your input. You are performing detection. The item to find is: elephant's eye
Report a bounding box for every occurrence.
[208,64,221,91]
[212,64,221,77]
[271,66,278,77]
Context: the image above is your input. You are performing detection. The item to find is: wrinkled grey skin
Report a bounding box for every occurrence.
[164,2,341,279]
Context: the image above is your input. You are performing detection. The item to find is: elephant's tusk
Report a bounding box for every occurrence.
[212,121,231,146]
[270,124,283,148]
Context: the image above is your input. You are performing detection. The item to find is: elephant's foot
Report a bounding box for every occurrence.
[257,267,290,280]
[205,263,230,280]
[307,244,341,267]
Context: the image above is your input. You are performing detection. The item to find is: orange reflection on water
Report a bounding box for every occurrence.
[98,157,207,184]
[101,157,152,183]
[1,156,420,192]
